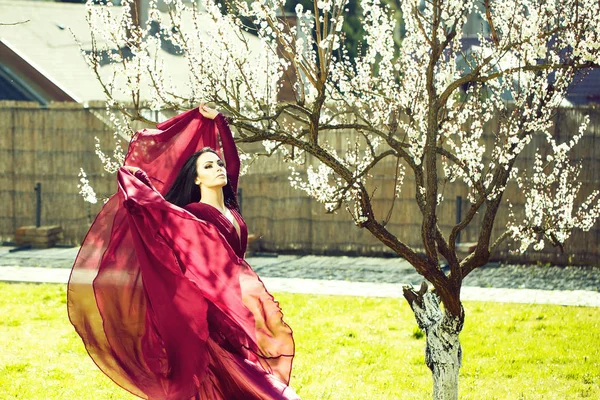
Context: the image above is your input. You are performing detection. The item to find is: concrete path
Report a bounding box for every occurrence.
[1,246,599,307]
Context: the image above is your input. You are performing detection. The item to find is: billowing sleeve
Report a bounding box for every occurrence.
[215,113,240,196]
[124,108,219,195]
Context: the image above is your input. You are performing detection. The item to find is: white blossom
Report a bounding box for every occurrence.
[79,0,600,256]
[507,118,600,253]
[78,168,98,204]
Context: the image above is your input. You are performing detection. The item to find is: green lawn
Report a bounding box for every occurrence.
[0,283,598,399]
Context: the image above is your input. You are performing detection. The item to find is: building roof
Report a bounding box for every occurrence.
[2,1,596,105]
[1,1,103,102]
[0,0,265,104]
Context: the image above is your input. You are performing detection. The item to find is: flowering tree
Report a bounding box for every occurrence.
[81,0,600,398]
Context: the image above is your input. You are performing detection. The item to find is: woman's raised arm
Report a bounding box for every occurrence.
[214,113,240,195]
[198,104,240,195]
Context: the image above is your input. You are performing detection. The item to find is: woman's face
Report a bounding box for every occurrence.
[195,151,227,189]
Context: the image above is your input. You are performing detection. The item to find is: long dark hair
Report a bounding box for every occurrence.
[164,147,238,210]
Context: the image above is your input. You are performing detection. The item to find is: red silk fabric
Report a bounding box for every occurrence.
[67,109,297,399]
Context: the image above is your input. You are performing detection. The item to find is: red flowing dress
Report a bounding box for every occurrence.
[67,108,299,400]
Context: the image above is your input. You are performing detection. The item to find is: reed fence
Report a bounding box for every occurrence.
[1,101,598,265]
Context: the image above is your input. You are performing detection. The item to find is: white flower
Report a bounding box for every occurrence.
[81,0,600,257]
[78,169,98,204]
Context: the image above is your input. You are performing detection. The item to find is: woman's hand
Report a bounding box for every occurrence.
[198,103,219,120]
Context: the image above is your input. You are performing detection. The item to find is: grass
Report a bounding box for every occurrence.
[0,283,599,399]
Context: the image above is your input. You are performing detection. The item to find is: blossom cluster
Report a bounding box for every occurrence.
[287,132,382,222]
[77,168,98,204]
[507,116,600,253]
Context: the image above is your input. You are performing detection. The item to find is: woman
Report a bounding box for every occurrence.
[68,105,299,400]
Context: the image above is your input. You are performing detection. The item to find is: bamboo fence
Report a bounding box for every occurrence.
[1,101,598,265]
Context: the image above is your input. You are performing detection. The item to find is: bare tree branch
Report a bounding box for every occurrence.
[0,20,30,26]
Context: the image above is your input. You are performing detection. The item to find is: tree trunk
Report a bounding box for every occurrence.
[404,283,464,400]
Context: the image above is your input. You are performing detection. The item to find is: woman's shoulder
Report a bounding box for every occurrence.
[184,202,212,217]
[184,202,204,210]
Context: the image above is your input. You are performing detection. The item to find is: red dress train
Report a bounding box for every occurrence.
[67,108,298,400]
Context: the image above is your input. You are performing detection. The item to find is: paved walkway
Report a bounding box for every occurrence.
[1,246,599,307]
